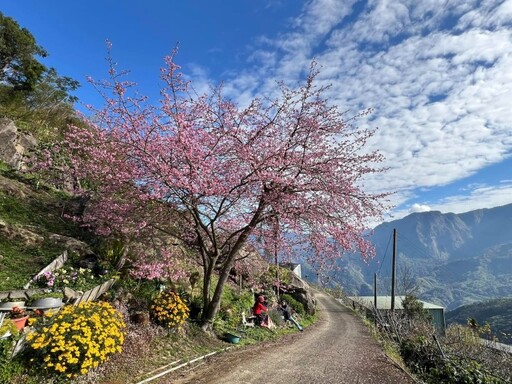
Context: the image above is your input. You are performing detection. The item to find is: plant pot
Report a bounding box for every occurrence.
[0,301,25,310]
[29,297,63,309]
[224,332,241,344]
[12,316,28,330]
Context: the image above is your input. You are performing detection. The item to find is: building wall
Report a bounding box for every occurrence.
[428,308,446,334]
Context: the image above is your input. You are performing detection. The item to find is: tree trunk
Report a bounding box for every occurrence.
[200,257,234,331]
[198,201,265,331]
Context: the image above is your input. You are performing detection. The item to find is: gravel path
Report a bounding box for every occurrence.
[166,292,415,384]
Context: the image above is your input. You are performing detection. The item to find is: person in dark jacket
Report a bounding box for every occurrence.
[279,300,303,331]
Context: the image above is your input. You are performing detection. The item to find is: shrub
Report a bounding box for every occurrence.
[257,265,293,287]
[0,325,23,382]
[400,335,504,383]
[281,294,305,317]
[150,291,190,329]
[216,288,254,331]
[0,319,19,338]
[402,295,431,321]
[26,301,126,379]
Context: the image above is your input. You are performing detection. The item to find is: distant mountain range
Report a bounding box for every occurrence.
[333,203,512,310]
[445,297,512,344]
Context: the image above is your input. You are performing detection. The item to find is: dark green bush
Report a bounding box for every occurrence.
[281,294,305,317]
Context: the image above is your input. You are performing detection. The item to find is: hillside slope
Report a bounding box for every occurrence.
[446,297,512,344]
[0,163,93,290]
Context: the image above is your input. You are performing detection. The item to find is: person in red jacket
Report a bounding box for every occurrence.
[252,295,269,326]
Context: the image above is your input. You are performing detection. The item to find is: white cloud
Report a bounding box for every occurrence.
[409,203,432,213]
[194,0,512,219]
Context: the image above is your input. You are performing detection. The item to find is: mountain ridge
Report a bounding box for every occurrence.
[335,203,512,310]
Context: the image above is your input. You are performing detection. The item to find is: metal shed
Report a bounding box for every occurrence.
[348,295,446,333]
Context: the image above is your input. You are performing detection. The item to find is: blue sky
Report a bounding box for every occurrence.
[3,0,512,224]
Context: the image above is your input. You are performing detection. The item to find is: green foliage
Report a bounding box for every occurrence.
[402,295,431,322]
[119,278,161,303]
[0,164,90,291]
[400,335,505,383]
[257,265,293,287]
[34,265,115,293]
[96,237,132,274]
[187,294,203,321]
[0,12,47,92]
[425,359,503,384]
[0,319,19,338]
[214,285,254,332]
[0,238,64,291]
[0,338,23,383]
[11,89,81,145]
[0,12,80,145]
[281,294,306,317]
[446,298,512,344]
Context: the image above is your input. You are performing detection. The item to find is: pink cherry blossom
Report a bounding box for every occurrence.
[32,48,390,330]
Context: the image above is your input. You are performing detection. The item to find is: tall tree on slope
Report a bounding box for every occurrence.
[0,11,47,93]
[37,49,389,331]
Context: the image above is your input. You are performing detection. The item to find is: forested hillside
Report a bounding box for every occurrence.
[446,298,512,344]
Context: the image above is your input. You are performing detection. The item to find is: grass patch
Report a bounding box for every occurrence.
[0,165,90,291]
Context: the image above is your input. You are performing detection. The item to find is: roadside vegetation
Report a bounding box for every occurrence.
[335,292,512,383]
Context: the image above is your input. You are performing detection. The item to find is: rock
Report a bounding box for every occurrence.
[0,176,28,199]
[48,234,93,256]
[0,118,37,170]
[63,287,81,301]
[0,223,44,246]
[15,226,45,245]
[285,275,317,315]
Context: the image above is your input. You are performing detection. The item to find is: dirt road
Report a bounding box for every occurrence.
[167,292,415,384]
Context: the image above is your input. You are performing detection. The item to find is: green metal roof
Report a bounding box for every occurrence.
[348,296,445,310]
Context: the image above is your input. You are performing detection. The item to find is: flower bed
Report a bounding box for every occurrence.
[26,301,126,378]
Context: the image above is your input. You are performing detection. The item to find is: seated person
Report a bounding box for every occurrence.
[279,300,303,331]
[252,295,269,326]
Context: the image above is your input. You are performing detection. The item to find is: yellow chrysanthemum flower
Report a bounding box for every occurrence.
[26,301,126,377]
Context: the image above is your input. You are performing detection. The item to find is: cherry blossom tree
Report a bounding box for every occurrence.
[36,49,389,331]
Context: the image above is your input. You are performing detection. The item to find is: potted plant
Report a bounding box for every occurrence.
[0,297,26,310]
[224,332,242,344]
[27,291,64,309]
[8,307,29,330]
